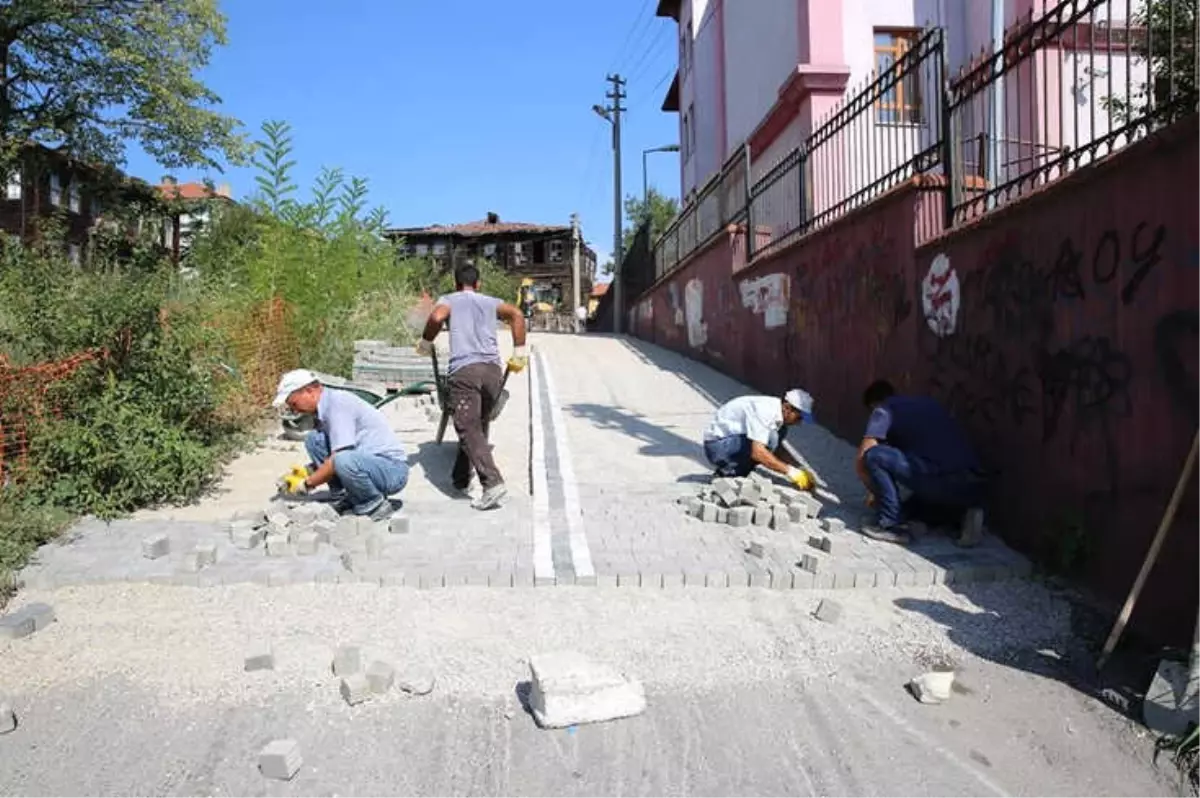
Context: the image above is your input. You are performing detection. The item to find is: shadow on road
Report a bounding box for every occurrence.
[413,441,461,500]
[614,336,747,408]
[893,583,1165,724]
[565,402,712,469]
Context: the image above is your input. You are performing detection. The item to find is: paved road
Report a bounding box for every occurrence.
[0,333,1174,796]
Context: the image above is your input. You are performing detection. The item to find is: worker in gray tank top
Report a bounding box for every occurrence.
[417,262,528,510]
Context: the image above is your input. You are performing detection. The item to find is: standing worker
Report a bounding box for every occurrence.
[273,369,409,521]
[855,379,987,545]
[574,304,588,334]
[703,389,815,489]
[417,262,528,511]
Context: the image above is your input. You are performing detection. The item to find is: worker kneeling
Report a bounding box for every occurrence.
[855,379,987,546]
[273,369,410,521]
[703,389,815,489]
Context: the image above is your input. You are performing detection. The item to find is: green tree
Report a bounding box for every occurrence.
[1104,0,1197,122]
[622,187,679,254]
[0,0,246,170]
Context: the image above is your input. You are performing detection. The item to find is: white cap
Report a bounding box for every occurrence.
[272,368,318,408]
[784,388,814,421]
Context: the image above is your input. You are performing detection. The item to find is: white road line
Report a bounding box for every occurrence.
[527,349,555,583]
[537,349,595,582]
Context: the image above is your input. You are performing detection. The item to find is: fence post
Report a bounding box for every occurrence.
[798,147,811,230]
[743,143,754,261]
[940,66,959,231]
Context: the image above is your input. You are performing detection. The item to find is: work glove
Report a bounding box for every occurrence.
[507,345,529,373]
[786,466,814,492]
[415,338,434,357]
[279,465,309,495]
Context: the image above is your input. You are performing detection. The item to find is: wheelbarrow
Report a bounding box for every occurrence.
[279,378,440,441]
[428,348,514,445]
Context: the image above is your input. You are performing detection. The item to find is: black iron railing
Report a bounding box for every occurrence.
[634,0,1198,301]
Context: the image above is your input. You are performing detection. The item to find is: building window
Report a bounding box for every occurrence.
[6,169,21,200]
[548,240,565,263]
[414,243,429,256]
[512,242,528,265]
[68,181,81,213]
[431,241,446,256]
[49,173,63,207]
[483,242,497,257]
[874,30,923,124]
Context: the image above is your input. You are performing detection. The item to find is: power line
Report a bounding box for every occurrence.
[626,26,672,87]
[609,1,652,73]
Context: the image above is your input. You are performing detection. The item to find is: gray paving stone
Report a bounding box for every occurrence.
[574,574,598,587]
[258,739,302,781]
[800,554,821,573]
[769,568,794,590]
[792,569,816,590]
[787,504,808,523]
[595,573,617,588]
[746,541,765,559]
[823,518,846,534]
[752,506,771,527]
[616,572,641,588]
[886,560,918,588]
[705,571,728,588]
[715,508,729,524]
[245,644,274,671]
[728,507,753,527]
[141,534,170,560]
[700,502,719,523]
[332,645,361,676]
[831,570,857,590]
[814,598,842,623]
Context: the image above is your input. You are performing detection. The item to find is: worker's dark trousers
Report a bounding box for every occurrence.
[448,362,505,490]
[863,444,985,529]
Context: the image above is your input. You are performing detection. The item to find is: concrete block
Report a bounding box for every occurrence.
[398,671,437,696]
[332,645,361,676]
[340,673,372,706]
[258,739,302,781]
[266,536,293,557]
[853,570,878,589]
[792,570,816,590]
[823,518,846,535]
[832,570,857,590]
[752,506,771,527]
[685,497,703,518]
[814,598,843,623]
[807,535,825,551]
[142,534,170,559]
[181,552,203,573]
[233,508,266,524]
[683,571,706,588]
[336,515,360,535]
[738,482,763,506]
[705,571,728,588]
[771,506,792,531]
[746,566,770,588]
[746,541,766,558]
[311,519,336,540]
[787,504,806,524]
[294,530,320,556]
[715,508,729,524]
[366,660,395,694]
[749,470,771,488]
[528,651,646,728]
[0,702,15,734]
[700,502,719,523]
[244,644,274,671]
[616,572,640,588]
[660,571,684,589]
[265,510,290,529]
[769,568,794,590]
[389,515,410,534]
[231,527,264,550]
[727,507,754,527]
[194,542,217,568]
[800,554,820,573]
[713,482,739,508]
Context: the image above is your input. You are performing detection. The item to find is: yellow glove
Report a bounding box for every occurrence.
[415,339,434,357]
[787,467,814,491]
[507,345,529,373]
[279,465,309,494]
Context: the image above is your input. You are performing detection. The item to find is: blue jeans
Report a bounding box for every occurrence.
[863,445,985,529]
[304,430,409,515]
[704,434,755,477]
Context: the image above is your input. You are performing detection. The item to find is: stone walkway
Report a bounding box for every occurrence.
[16,333,1030,591]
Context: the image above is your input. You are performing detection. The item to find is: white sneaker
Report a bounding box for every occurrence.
[471,484,508,511]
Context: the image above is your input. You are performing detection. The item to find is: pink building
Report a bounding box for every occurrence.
[656,0,1148,211]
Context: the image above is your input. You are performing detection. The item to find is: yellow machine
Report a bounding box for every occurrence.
[517,278,557,313]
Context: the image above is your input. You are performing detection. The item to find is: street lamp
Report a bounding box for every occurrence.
[642,144,680,204]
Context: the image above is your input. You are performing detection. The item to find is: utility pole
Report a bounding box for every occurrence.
[570,212,581,321]
[593,73,626,334]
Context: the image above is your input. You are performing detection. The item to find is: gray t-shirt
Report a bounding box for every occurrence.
[437,290,503,373]
[316,388,407,462]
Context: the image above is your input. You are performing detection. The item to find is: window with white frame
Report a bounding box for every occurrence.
[415,243,429,256]
[431,241,446,256]
[6,169,21,200]
[49,173,62,207]
[68,181,81,213]
[512,241,528,265]
[483,242,497,257]
[548,239,565,263]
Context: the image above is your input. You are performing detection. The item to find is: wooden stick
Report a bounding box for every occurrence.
[1097,430,1199,671]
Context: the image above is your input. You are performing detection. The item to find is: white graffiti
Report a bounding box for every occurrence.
[739,272,789,329]
[684,278,707,348]
[921,252,960,338]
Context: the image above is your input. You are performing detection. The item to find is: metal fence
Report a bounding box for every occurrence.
[637,0,1198,297]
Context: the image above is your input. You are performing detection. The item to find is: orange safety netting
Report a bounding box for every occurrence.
[213,296,301,408]
[0,348,107,483]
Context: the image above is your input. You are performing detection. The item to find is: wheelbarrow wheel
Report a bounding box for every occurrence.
[281,412,314,441]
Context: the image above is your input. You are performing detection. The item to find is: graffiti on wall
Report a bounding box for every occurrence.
[684,278,707,349]
[739,272,789,329]
[667,283,684,326]
[921,253,960,337]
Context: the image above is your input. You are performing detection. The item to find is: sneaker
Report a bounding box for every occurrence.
[471,483,508,511]
[861,523,912,544]
[957,507,985,548]
[364,499,397,522]
[452,475,475,500]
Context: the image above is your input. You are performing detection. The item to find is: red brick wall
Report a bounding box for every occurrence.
[631,116,1199,644]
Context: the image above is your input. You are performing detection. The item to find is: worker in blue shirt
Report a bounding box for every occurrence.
[855,379,987,546]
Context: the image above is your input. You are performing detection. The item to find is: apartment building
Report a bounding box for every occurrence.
[658,0,1146,200]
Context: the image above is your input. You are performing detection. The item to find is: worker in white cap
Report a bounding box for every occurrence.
[271,369,409,521]
[702,388,815,489]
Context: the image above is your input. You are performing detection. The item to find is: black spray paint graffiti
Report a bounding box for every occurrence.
[1033,335,1134,445]
[924,332,1038,429]
[1154,309,1199,425]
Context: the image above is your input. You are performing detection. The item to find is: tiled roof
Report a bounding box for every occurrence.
[590,281,610,297]
[157,181,234,202]
[386,218,571,239]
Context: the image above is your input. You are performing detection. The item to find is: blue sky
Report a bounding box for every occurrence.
[123,0,682,269]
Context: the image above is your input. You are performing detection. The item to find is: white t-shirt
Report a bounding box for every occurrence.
[575,306,587,320]
[703,395,783,447]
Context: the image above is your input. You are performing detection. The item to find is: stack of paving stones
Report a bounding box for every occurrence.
[678,471,821,532]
